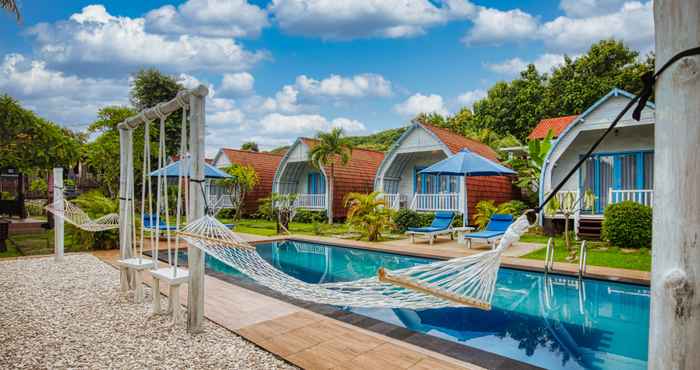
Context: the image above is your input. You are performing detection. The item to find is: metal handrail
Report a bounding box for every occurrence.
[578,240,588,277]
[544,238,555,273]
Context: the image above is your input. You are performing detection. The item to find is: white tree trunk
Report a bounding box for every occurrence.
[53,168,63,261]
[187,87,208,333]
[649,1,700,368]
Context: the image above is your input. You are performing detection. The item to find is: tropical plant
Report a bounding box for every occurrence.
[271,193,298,234]
[344,192,393,242]
[544,190,595,260]
[30,178,48,194]
[1,0,20,22]
[308,127,353,224]
[68,190,119,250]
[219,164,259,222]
[472,200,529,230]
[240,141,259,152]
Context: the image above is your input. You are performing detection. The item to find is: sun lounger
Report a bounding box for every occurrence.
[406,211,455,246]
[464,214,513,249]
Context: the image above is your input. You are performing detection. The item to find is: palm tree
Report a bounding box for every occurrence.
[2,0,21,22]
[344,192,393,242]
[309,127,352,224]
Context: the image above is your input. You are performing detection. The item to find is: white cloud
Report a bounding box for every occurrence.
[295,73,392,98]
[540,1,654,53]
[269,0,474,40]
[394,93,448,116]
[486,53,569,75]
[261,85,302,113]
[145,0,268,38]
[559,0,629,18]
[220,72,255,95]
[456,89,486,108]
[258,113,365,135]
[28,5,268,76]
[177,73,203,89]
[0,53,128,128]
[463,7,539,45]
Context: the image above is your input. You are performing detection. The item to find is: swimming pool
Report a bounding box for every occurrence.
[183,240,649,370]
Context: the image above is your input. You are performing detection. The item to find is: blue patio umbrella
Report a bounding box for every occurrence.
[149,156,232,179]
[419,149,516,225]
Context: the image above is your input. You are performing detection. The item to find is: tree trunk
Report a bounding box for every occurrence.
[649,1,700,368]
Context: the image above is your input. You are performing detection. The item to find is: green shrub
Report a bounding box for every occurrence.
[601,201,652,248]
[255,196,274,220]
[25,199,47,217]
[30,178,48,194]
[68,190,119,250]
[392,209,460,232]
[294,209,327,223]
[498,200,528,216]
[0,191,14,200]
[473,199,526,229]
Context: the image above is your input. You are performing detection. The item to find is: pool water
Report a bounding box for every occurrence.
[189,240,649,370]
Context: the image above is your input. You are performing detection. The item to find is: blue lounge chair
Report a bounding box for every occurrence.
[142,214,178,231]
[406,211,455,246]
[465,214,513,249]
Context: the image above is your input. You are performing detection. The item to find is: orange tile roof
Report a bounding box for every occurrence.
[299,138,385,218]
[219,149,283,215]
[420,124,499,161]
[528,115,578,140]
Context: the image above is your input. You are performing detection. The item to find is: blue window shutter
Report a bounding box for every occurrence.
[635,152,645,189]
[613,155,621,190]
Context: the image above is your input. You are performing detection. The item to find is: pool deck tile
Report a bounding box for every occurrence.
[93,248,482,370]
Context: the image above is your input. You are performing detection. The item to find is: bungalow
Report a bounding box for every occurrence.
[374,123,516,223]
[211,148,284,216]
[272,138,384,220]
[538,88,655,237]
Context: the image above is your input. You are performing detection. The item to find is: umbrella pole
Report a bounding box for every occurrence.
[461,176,468,227]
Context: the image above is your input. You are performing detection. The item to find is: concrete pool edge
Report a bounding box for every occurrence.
[250,234,650,286]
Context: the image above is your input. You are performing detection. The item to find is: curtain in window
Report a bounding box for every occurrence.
[643,152,654,189]
[598,156,614,207]
[618,154,637,190]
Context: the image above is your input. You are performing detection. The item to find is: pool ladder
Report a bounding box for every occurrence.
[544,238,588,277]
[578,240,588,278]
[544,238,555,273]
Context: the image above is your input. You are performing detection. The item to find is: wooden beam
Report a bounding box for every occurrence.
[649,1,700,368]
[117,85,208,131]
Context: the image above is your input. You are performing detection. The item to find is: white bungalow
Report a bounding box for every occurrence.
[272,138,384,220]
[374,123,515,222]
[538,88,655,237]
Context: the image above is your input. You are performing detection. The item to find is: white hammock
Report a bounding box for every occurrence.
[46,199,120,232]
[179,213,532,310]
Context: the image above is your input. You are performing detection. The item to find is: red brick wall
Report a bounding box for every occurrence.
[465,176,518,225]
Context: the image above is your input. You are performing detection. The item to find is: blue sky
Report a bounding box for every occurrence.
[1,0,654,155]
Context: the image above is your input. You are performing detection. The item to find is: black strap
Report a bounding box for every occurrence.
[536,46,700,213]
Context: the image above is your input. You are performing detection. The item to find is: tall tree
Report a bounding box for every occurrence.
[240,141,259,152]
[308,128,352,224]
[219,164,259,221]
[130,69,185,155]
[1,0,20,22]
[0,95,81,172]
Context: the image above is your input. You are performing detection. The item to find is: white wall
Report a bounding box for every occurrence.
[213,151,230,168]
[286,141,310,162]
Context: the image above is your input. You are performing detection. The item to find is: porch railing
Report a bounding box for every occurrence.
[410,193,461,212]
[382,193,407,210]
[294,194,326,209]
[608,189,653,207]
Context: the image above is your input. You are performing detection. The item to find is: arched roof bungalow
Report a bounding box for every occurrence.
[374,123,516,224]
[538,88,656,237]
[273,138,384,220]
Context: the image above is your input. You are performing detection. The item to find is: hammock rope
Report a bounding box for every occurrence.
[178,214,532,309]
[45,189,120,232]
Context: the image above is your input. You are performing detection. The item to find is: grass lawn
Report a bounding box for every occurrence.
[1,230,86,258]
[520,233,651,271]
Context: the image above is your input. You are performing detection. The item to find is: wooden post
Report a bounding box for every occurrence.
[118,128,134,291]
[649,1,700,368]
[53,168,64,261]
[187,87,208,333]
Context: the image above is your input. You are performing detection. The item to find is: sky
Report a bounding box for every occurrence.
[1,0,654,156]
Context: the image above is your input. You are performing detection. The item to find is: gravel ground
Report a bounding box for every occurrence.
[0,254,295,369]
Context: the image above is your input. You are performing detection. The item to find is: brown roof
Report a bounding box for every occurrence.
[219,148,283,215]
[299,138,385,218]
[420,124,499,161]
[528,115,577,140]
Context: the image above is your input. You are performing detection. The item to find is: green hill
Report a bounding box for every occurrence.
[267,127,406,154]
